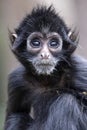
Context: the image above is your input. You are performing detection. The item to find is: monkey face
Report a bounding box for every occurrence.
[26,32,63,75]
[9,6,78,75]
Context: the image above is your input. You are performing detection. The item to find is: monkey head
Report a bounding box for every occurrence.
[9,6,78,75]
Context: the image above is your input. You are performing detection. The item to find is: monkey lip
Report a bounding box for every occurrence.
[37,63,53,66]
[35,60,56,67]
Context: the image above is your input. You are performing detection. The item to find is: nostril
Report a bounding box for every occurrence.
[41,54,44,58]
[41,53,49,59]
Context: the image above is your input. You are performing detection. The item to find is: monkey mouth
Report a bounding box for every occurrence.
[33,63,56,75]
[38,63,53,66]
[31,59,58,75]
[37,59,56,66]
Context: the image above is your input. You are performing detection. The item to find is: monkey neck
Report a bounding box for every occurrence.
[31,68,71,88]
[25,60,72,88]
[34,73,58,86]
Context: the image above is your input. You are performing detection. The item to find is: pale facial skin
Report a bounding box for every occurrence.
[27,32,63,75]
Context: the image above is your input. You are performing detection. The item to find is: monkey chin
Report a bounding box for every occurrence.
[34,64,56,75]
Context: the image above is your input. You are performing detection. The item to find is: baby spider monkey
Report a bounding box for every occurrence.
[4,5,87,130]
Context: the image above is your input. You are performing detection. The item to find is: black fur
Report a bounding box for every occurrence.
[4,6,87,130]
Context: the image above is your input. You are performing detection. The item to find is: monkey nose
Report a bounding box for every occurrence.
[41,53,49,59]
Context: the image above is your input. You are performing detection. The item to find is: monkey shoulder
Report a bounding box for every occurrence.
[71,55,87,91]
[71,55,87,76]
[8,66,32,91]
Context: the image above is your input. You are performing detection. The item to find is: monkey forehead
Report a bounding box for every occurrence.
[27,31,62,39]
[41,27,50,35]
[41,27,60,37]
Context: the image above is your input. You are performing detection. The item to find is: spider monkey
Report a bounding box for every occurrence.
[4,6,87,130]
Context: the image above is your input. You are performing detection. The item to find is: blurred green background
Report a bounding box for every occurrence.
[0,0,87,130]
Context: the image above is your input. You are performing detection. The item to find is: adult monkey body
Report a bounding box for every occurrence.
[4,6,87,130]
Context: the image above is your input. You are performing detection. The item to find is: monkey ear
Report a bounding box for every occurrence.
[68,28,79,43]
[66,28,79,53]
[8,29,18,45]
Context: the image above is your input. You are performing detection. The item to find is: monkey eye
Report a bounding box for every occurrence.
[30,38,41,48]
[49,38,60,48]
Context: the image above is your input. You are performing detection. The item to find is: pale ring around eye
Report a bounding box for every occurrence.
[49,38,62,49]
[27,37,41,49]
[30,38,41,48]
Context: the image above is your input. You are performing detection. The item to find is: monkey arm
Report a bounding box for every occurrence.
[4,113,32,130]
[4,67,33,130]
